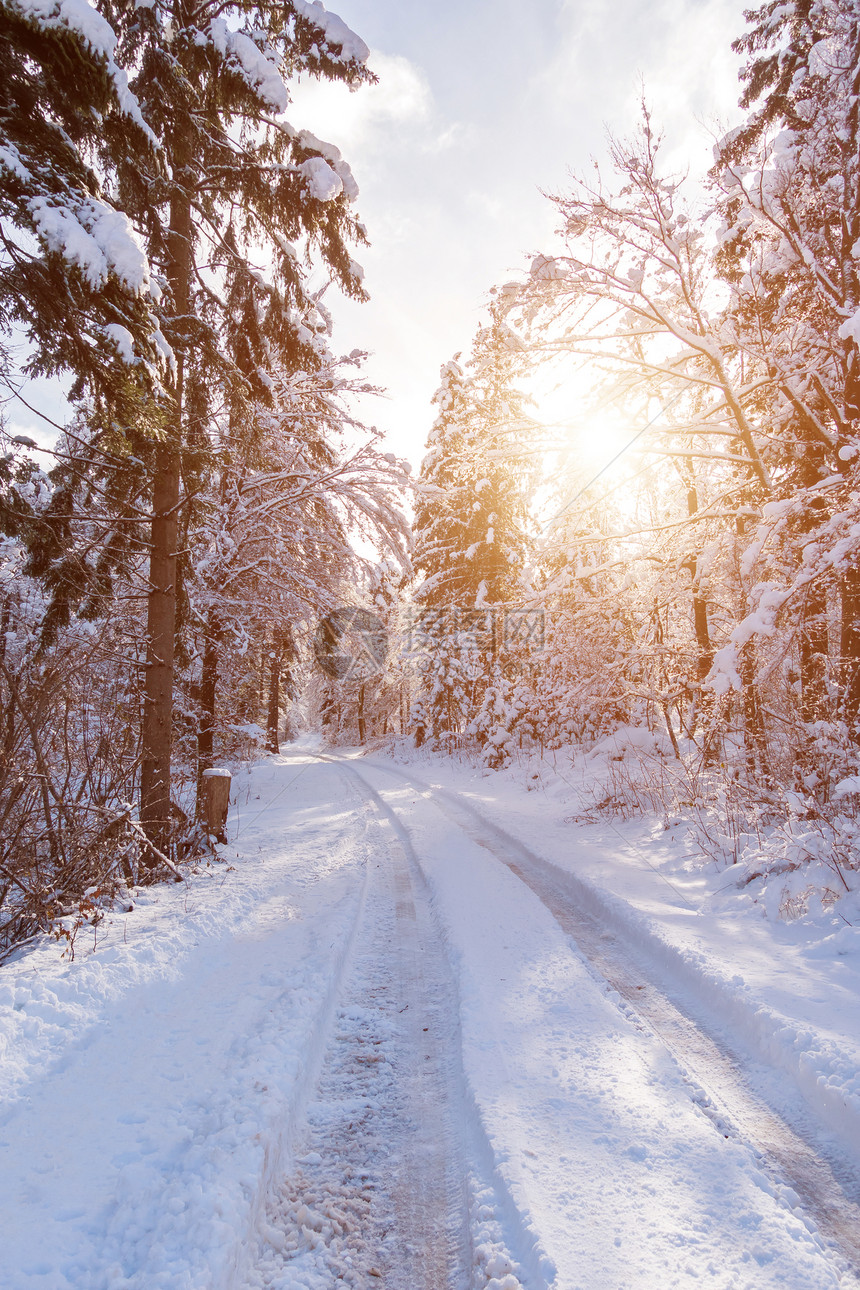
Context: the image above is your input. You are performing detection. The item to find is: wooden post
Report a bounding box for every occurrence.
[201,768,231,843]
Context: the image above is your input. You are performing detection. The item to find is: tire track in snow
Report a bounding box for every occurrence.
[326,758,541,1290]
[241,757,507,1290]
[342,755,860,1285]
[328,759,473,1289]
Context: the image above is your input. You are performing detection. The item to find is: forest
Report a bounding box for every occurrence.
[2,0,860,955]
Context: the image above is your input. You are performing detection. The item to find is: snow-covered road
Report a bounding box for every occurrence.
[1,748,859,1288]
[337,754,860,1273]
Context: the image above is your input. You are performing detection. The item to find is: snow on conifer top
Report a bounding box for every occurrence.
[8,0,154,138]
[206,19,290,113]
[292,0,370,65]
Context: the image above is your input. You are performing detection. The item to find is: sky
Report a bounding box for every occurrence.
[289,0,750,466]
[7,0,750,468]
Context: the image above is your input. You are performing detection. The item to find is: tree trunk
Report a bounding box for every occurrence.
[733,507,770,782]
[265,625,295,754]
[682,480,713,680]
[740,640,771,783]
[838,344,860,726]
[195,611,221,816]
[0,598,9,667]
[320,686,335,730]
[789,468,830,726]
[140,134,193,864]
[357,681,366,745]
[683,479,716,758]
[800,584,829,723]
[691,590,712,683]
[266,635,282,755]
[140,442,181,859]
[0,599,12,772]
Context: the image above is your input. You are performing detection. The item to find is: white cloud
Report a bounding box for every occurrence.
[290,51,435,152]
[529,0,746,174]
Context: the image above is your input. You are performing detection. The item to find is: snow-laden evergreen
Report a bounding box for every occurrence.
[0,0,412,940]
[411,312,534,750]
[0,0,164,418]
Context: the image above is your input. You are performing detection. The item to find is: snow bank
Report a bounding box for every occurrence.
[0,756,369,1289]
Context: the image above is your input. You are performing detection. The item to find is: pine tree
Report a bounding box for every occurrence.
[0,0,163,423]
[413,313,533,740]
[190,348,408,773]
[414,328,531,611]
[88,0,377,854]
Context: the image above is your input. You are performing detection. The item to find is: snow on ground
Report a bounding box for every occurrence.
[0,756,373,1288]
[364,741,860,1169]
[0,739,859,1287]
[342,751,857,1287]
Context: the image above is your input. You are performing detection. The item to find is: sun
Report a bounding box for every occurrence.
[529,369,636,461]
[527,371,651,528]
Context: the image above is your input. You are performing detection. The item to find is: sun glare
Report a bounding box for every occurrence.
[528,375,648,524]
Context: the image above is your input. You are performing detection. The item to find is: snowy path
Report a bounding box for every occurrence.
[313,751,860,1288]
[242,759,475,1289]
[338,754,860,1275]
[1,748,859,1288]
